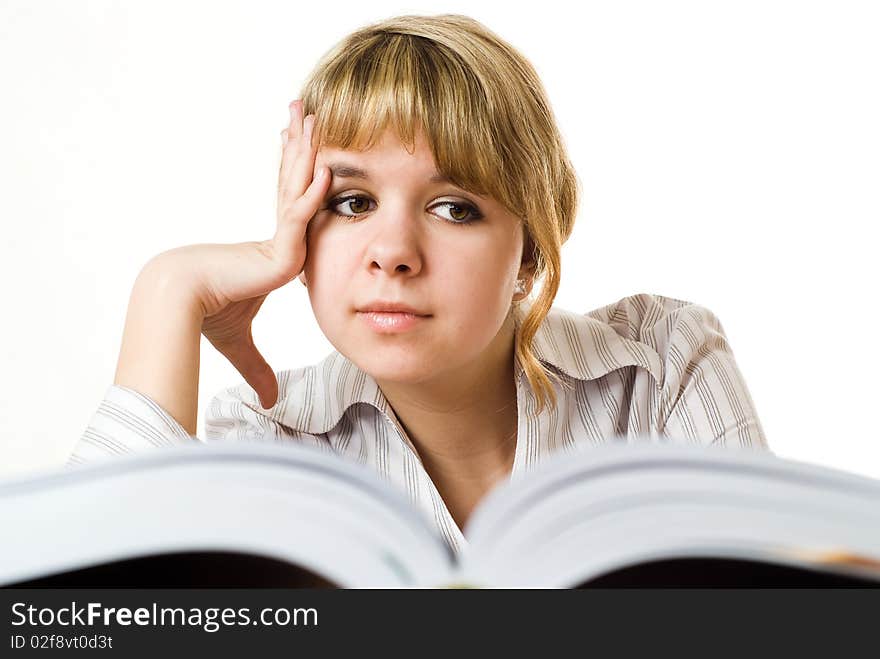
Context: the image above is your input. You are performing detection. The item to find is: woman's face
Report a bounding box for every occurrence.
[301,127,527,385]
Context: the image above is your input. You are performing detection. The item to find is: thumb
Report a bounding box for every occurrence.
[253,368,279,411]
[225,339,279,410]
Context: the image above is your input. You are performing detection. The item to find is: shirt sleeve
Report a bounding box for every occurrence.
[652,300,770,451]
[204,380,334,453]
[65,384,200,468]
[67,378,333,469]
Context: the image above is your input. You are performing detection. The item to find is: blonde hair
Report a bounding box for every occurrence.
[300,14,579,414]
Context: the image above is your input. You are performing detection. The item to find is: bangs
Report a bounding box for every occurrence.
[301,32,520,214]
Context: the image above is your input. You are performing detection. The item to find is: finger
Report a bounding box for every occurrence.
[278,100,304,184]
[257,374,279,410]
[284,114,318,200]
[226,338,279,410]
[273,165,330,263]
[288,99,303,142]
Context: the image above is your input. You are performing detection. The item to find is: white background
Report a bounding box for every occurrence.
[1,0,877,480]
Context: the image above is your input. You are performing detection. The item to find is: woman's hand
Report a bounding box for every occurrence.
[155,99,330,409]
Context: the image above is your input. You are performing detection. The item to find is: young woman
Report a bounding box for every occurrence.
[68,14,768,552]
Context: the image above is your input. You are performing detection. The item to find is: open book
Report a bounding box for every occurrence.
[3,442,880,588]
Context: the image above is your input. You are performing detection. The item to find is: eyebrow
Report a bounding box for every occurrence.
[327,161,452,185]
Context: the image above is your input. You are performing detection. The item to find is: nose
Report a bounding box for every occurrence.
[363,207,424,278]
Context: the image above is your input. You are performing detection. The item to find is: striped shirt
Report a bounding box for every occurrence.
[67,292,769,553]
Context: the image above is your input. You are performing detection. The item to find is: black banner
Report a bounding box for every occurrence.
[3,589,879,654]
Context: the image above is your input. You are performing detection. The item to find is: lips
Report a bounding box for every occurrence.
[356,301,430,316]
[356,304,430,333]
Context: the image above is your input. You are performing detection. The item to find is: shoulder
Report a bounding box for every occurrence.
[546,292,768,449]
[582,292,723,342]
[531,292,725,384]
[582,292,732,369]
[589,294,767,449]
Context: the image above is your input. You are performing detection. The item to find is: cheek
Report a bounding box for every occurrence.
[438,241,518,315]
[304,227,353,311]
[305,220,349,276]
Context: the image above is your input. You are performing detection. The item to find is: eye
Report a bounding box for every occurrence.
[328,194,374,217]
[326,194,483,225]
[430,201,483,224]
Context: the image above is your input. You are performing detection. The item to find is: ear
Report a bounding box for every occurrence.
[512,233,536,302]
[518,231,537,283]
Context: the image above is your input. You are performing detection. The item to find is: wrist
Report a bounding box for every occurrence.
[136,253,209,319]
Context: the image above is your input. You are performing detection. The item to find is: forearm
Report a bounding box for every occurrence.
[113,258,205,436]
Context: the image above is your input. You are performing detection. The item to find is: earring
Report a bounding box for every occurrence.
[514,278,526,295]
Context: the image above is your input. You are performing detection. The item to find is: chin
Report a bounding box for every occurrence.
[351,350,442,385]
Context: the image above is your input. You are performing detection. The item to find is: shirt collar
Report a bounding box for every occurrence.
[274,303,663,437]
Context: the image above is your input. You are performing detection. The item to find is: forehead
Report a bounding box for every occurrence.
[313,127,506,214]
[316,128,439,177]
